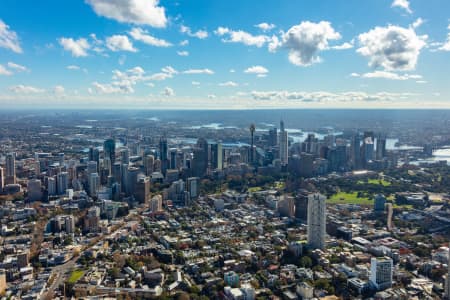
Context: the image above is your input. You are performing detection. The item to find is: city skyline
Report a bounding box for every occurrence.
[1,0,450,109]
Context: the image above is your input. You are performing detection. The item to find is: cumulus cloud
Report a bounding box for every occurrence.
[219,81,238,87]
[85,0,167,28]
[179,40,189,46]
[250,90,415,103]
[271,21,341,66]
[411,18,424,29]
[59,37,90,57]
[0,20,22,53]
[129,27,172,47]
[91,82,125,94]
[244,65,269,77]
[0,64,12,76]
[255,23,275,32]
[351,71,422,80]
[9,85,45,94]
[391,0,412,14]
[357,25,426,71]
[183,68,214,75]
[214,26,270,47]
[180,25,208,39]
[331,42,353,50]
[437,24,450,51]
[162,87,175,97]
[177,50,189,56]
[106,35,137,52]
[7,62,28,72]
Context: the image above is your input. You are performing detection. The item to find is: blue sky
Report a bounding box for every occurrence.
[0,0,450,109]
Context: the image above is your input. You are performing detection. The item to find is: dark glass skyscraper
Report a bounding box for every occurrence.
[103,139,116,164]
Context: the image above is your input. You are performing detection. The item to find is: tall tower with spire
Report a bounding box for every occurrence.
[279,120,288,166]
[249,124,255,165]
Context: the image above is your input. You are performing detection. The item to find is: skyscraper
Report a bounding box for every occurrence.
[370,257,393,291]
[5,152,16,184]
[211,142,223,170]
[307,193,326,250]
[279,120,288,166]
[57,172,69,195]
[351,134,361,169]
[120,148,130,164]
[249,124,256,165]
[376,135,387,160]
[159,136,169,174]
[88,172,99,197]
[268,127,278,147]
[0,167,4,192]
[103,138,116,164]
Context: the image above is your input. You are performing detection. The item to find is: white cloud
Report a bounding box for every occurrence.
[412,18,424,29]
[437,24,450,51]
[7,62,28,72]
[331,42,353,50]
[0,20,22,53]
[162,87,175,97]
[129,27,172,47]
[9,85,45,94]
[86,0,167,28]
[59,37,90,57]
[208,94,217,99]
[180,25,208,39]
[357,25,426,71]
[229,69,236,73]
[272,21,341,66]
[106,35,137,52]
[250,90,416,103]
[91,82,125,94]
[244,65,269,75]
[255,23,275,32]
[177,50,189,56]
[219,81,238,87]
[183,68,214,75]
[67,65,80,70]
[351,71,422,80]
[392,0,412,14]
[53,85,65,97]
[0,64,12,76]
[147,66,177,81]
[192,81,200,85]
[179,40,189,46]
[214,26,270,47]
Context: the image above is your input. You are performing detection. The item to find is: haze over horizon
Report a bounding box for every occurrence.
[1,0,450,109]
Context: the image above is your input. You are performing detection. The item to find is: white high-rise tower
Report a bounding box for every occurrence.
[279,120,288,166]
[307,193,326,249]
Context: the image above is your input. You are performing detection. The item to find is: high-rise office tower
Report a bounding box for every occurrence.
[307,193,326,250]
[103,138,116,164]
[159,137,169,174]
[268,128,278,147]
[27,179,42,201]
[352,134,361,169]
[249,124,256,165]
[135,176,150,203]
[143,155,155,176]
[374,194,386,212]
[120,148,130,164]
[187,177,199,200]
[0,167,4,192]
[5,152,16,184]
[57,172,69,195]
[47,176,57,196]
[169,149,177,170]
[362,136,374,165]
[126,166,139,196]
[370,257,393,291]
[87,161,98,175]
[88,172,99,197]
[376,135,387,160]
[210,143,223,170]
[279,120,289,166]
[192,138,208,177]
